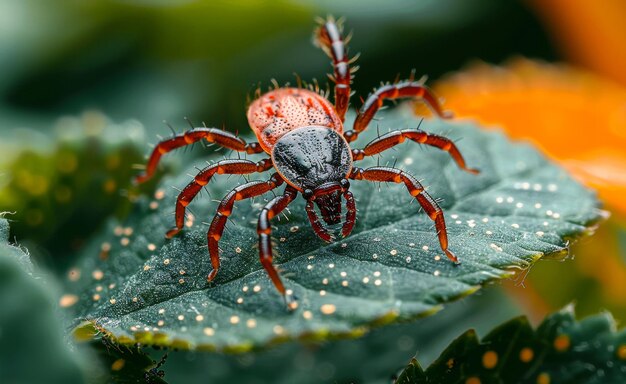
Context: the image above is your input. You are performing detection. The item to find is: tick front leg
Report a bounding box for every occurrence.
[206,174,284,282]
[350,166,459,263]
[352,128,479,174]
[345,81,451,143]
[135,127,264,184]
[258,186,298,309]
[166,158,274,238]
[305,200,333,242]
[314,16,355,122]
[342,189,357,238]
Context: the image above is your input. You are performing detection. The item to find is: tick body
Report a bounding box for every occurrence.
[135,17,479,309]
[247,88,344,152]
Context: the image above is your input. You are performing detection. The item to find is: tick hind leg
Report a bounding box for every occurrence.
[314,16,356,122]
[135,127,264,184]
[257,186,298,309]
[352,127,479,174]
[166,158,274,238]
[350,166,459,263]
[206,174,284,282]
[345,80,452,143]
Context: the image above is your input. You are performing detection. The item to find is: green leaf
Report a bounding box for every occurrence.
[145,286,522,383]
[0,214,33,273]
[395,358,426,383]
[0,217,84,384]
[0,215,9,240]
[66,109,602,351]
[85,338,169,384]
[397,306,626,383]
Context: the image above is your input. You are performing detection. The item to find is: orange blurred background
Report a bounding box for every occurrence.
[420,0,626,322]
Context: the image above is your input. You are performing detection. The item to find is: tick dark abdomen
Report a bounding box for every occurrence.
[271,126,352,191]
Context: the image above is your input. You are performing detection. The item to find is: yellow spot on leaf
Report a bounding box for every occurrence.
[520,347,534,363]
[554,334,570,352]
[320,304,336,315]
[92,270,104,280]
[103,179,117,194]
[482,350,498,369]
[67,268,81,282]
[537,372,550,384]
[617,344,626,360]
[111,359,125,371]
[59,294,79,308]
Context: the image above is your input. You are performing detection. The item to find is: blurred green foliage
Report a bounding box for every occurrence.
[0,0,556,132]
[0,218,85,384]
[527,221,626,323]
[87,339,168,384]
[397,306,626,383]
[0,112,157,269]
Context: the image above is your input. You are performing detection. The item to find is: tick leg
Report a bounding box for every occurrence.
[135,127,265,184]
[258,186,298,309]
[350,166,459,263]
[345,81,451,143]
[206,174,284,282]
[342,190,357,238]
[305,200,333,242]
[166,158,274,238]
[352,128,479,174]
[314,16,355,122]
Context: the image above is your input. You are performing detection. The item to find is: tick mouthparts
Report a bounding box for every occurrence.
[310,187,356,241]
[315,189,343,226]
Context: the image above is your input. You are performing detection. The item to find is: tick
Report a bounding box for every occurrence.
[135,17,479,309]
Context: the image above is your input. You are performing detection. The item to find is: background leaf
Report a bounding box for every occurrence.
[146,287,522,384]
[85,338,169,384]
[0,216,85,384]
[65,108,602,351]
[0,111,159,270]
[396,306,626,383]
